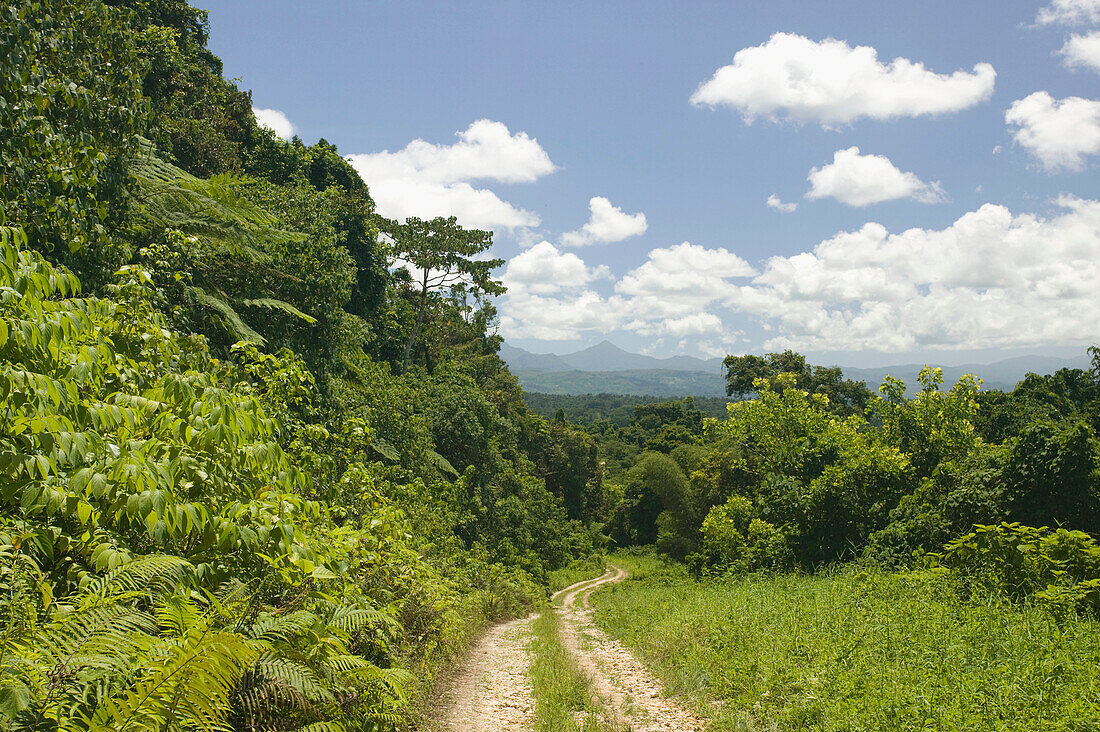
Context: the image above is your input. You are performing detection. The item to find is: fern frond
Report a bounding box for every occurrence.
[255,656,334,704]
[249,610,317,643]
[236,675,317,724]
[85,626,261,732]
[294,722,347,732]
[131,143,304,261]
[84,553,193,600]
[327,605,395,634]
[368,438,399,462]
[425,449,459,477]
[189,286,265,345]
[241,298,317,324]
[157,595,202,636]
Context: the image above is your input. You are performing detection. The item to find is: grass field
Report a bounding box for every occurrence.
[591,553,1100,731]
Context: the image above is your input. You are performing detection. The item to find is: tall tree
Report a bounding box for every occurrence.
[381,216,504,374]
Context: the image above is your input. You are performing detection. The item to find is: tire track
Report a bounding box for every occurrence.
[431,615,536,731]
[553,564,706,731]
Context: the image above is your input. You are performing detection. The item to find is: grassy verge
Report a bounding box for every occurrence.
[548,554,608,594]
[591,553,1100,731]
[528,610,617,732]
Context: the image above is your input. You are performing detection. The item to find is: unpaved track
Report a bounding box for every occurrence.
[430,564,704,731]
[431,615,536,731]
[553,564,706,731]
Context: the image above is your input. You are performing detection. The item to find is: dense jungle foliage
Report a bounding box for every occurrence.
[2,1,1099,730]
[1,1,602,729]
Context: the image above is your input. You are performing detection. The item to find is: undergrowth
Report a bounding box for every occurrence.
[591,554,1100,731]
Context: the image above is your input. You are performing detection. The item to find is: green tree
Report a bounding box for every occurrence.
[723,350,873,416]
[381,216,504,374]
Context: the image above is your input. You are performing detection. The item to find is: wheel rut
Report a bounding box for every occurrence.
[553,564,706,731]
[431,614,536,731]
[431,563,704,731]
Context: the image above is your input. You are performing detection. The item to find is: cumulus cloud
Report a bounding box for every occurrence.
[629,312,725,337]
[690,32,996,126]
[346,119,556,230]
[767,194,799,213]
[724,198,1100,351]
[1061,31,1100,72]
[253,108,296,140]
[1037,0,1100,25]
[806,147,945,206]
[502,241,609,296]
[560,196,648,247]
[498,241,754,341]
[617,242,755,314]
[1005,92,1100,171]
[497,241,619,340]
[498,289,624,341]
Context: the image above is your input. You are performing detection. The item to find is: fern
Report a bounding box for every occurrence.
[84,625,261,732]
[242,297,318,324]
[189,285,266,345]
[425,449,459,477]
[131,141,302,261]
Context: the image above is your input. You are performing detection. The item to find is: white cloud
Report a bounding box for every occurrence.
[497,241,754,341]
[724,198,1100,351]
[1037,0,1100,25]
[629,312,725,337]
[615,242,754,338]
[498,290,624,341]
[1005,92,1100,171]
[1061,31,1100,72]
[767,194,799,213]
[617,242,755,313]
[561,197,648,247]
[253,108,296,140]
[346,119,556,231]
[498,242,620,340]
[806,147,945,206]
[502,241,609,296]
[690,32,995,126]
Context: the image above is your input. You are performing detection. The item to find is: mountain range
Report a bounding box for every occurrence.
[500,341,1092,397]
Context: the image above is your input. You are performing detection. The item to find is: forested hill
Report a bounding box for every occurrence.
[502,341,1091,396]
[1,2,606,728]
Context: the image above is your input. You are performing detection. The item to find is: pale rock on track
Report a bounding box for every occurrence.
[431,615,536,731]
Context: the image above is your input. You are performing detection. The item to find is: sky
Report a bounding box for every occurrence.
[206,0,1100,367]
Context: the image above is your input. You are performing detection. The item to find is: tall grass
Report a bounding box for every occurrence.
[592,554,1100,731]
[528,611,617,732]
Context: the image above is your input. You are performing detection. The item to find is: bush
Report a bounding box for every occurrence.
[938,522,1100,616]
[693,495,793,574]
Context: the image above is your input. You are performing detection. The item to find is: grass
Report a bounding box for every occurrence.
[528,610,617,732]
[548,554,608,594]
[591,553,1100,731]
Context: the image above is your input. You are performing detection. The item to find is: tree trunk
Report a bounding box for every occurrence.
[401,269,431,375]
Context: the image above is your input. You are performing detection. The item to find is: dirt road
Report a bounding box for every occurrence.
[431,615,536,731]
[553,565,706,731]
[430,564,704,731]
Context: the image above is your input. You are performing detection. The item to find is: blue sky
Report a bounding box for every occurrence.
[205,0,1100,366]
